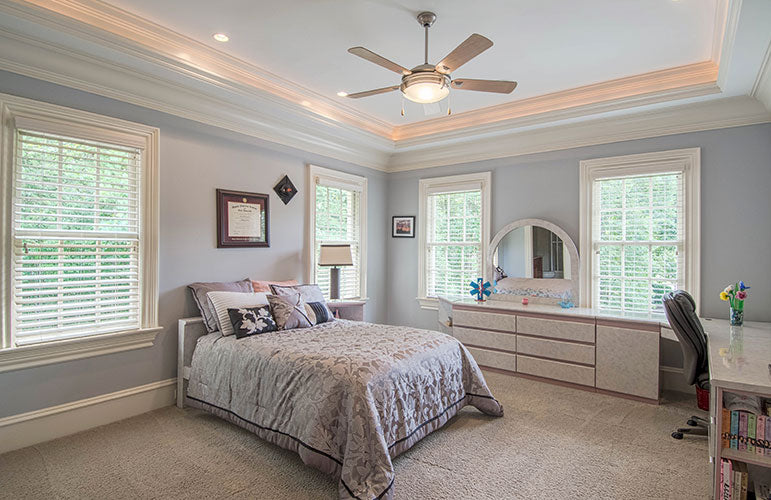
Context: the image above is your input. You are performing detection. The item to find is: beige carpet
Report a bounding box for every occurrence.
[0,371,709,499]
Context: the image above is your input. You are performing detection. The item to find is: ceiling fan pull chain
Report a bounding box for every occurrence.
[401,94,405,117]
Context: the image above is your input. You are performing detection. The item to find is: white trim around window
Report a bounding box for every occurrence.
[0,93,161,373]
[306,164,368,300]
[579,148,701,312]
[418,172,491,310]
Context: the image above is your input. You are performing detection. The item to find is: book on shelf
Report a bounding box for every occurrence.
[760,415,767,457]
[732,410,740,449]
[749,413,757,453]
[721,459,749,500]
[740,412,749,451]
[767,417,771,457]
[723,408,732,448]
[721,459,732,500]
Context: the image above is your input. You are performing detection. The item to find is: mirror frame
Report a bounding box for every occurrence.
[487,218,580,303]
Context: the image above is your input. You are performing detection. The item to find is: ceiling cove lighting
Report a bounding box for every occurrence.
[336,91,348,97]
[212,33,229,42]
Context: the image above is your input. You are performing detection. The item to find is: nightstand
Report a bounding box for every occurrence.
[327,300,366,321]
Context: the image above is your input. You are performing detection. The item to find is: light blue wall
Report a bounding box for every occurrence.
[387,123,771,330]
[0,70,388,418]
[0,67,769,419]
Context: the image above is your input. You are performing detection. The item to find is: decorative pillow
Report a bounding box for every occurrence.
[188,279,253,333]
[266,294,312,330]
[251,279,299,293]
[269,283,326,303]
[305,301,335,325]
[228,306,277,339]
[206,291,269,336]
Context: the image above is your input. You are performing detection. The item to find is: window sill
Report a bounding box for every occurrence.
[417,297,439,311]
[0,327,163,373]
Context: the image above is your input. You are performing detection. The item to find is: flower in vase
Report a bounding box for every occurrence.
[736,290,747,300]
[724,285,734,294]
[739,281,750,291]
[720,291,730,301]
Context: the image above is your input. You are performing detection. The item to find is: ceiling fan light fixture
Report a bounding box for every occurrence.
[400,72,450,104]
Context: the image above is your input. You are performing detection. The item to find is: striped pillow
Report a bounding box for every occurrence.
[206,291,268,336]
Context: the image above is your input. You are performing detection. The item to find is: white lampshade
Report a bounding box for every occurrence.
[319,244,353,266]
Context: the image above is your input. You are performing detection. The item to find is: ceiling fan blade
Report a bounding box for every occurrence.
[348,47,412,75]
[345,85,400,98]
[451,79,517,94]
[436,34,493,74]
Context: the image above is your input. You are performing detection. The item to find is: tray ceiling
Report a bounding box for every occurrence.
[101,0,719,125]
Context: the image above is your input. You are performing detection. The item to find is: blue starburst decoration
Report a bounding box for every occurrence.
[469,278,494,302]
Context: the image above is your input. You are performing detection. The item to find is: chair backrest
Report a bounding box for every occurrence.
[662,290,708,386]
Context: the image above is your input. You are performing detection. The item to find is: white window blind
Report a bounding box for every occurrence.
[426,189,483,298]
[592,172,684,314]
[314,183,362,300]
[12,130,142,346]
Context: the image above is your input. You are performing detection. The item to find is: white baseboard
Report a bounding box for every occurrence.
[0,378,176,454]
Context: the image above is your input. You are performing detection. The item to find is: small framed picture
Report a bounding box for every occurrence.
[392,216,415,238]
[217,189,269,248]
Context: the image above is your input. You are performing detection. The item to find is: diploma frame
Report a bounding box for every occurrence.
[216,189,270,248]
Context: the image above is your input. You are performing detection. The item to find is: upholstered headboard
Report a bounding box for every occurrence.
[176,317,208,408]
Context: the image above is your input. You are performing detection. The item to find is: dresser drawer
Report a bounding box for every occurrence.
[453,308,516,332]
[453,326,517,352]
[516,335,595,365]
[516,316,594,343]
[466,346,517,372]
[517,355,595,387]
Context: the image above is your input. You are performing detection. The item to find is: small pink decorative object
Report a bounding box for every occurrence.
[521,298,529,305]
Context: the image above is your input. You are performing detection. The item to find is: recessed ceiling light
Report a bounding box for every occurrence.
[212,33,229,42]
[336,91,348,97]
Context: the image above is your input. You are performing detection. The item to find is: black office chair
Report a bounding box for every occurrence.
[662,290,709,439]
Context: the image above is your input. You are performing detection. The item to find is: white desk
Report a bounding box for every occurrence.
[704,319,771,499]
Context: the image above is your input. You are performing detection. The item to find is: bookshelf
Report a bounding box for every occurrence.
[721,448,771,470]
[705,319,771,499]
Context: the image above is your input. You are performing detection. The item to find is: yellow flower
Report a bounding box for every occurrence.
[720,291,729,301]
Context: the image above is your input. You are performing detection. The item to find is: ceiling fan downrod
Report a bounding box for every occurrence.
[417,11,436,65]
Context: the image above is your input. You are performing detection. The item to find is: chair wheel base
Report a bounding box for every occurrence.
[687,419,698,426]
[672,432,684,440]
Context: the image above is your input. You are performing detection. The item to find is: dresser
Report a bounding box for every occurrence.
[439,298,666,403]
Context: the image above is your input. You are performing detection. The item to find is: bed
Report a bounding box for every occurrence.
[177,317,503,500]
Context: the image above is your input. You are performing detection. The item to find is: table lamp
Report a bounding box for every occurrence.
[319,244,353,300]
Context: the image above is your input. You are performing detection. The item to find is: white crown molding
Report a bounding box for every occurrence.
[751,38,771,111]
[716,0,741,89]
[387,96,771,172]
[0,0,394,139]
[0,26,394,171]
[0,0,733,146]
[393,62,719,142]
[0,377,175,454]
[0,0,765,174]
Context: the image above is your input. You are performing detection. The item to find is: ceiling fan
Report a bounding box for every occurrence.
[344,11,517,109]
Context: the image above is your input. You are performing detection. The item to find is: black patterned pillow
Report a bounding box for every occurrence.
[227,306,277,339]
[305,301,334,325]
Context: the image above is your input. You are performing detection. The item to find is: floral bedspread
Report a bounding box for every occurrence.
[186,319,503,499]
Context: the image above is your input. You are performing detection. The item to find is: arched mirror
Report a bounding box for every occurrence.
[488,218,579,304]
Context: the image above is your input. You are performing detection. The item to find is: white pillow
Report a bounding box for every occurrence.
[206,291,268,336]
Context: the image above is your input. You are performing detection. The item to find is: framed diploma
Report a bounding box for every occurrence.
[216,189,269,248]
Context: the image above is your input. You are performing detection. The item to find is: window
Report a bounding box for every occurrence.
[418,172,491,309]
[0,94,159,370]
[579,149,700,315]
[307,165,366,300]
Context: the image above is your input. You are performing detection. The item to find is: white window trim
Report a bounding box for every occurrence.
[418,172,491,310]
[306,164,367,300]
[579,148,701,311]
[0,93,161,372]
